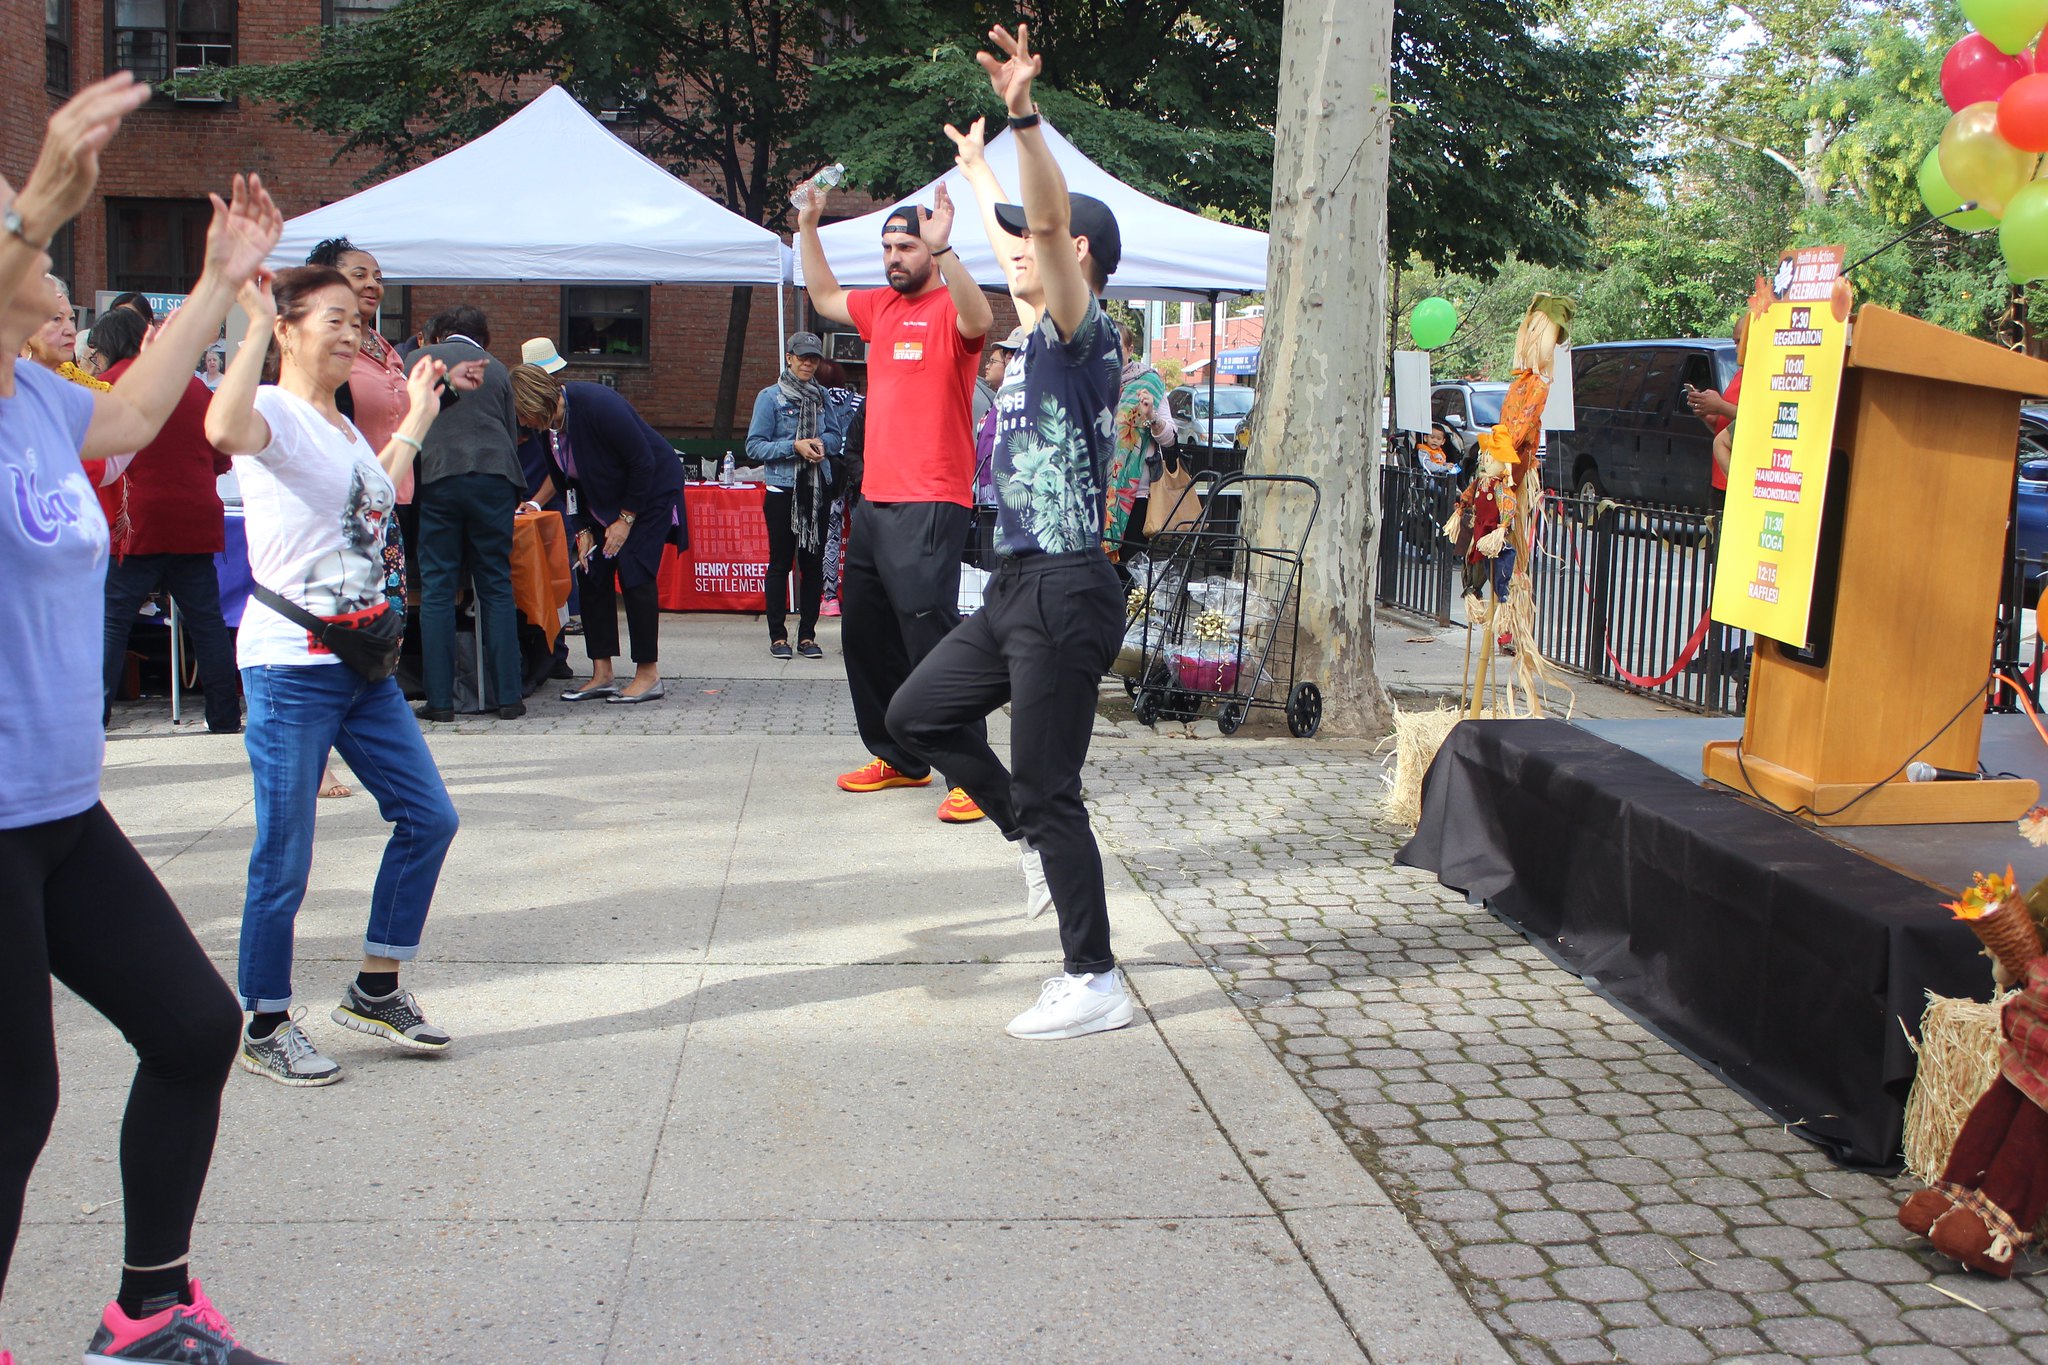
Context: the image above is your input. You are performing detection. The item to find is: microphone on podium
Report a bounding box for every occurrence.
[1845,204,1980,277]
[1905,761,1982,783]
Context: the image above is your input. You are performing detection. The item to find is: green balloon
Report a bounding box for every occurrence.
[1917,148,2002,232]
[2000,179,2048,281]
[1409,297,1458,350]
[1962,0,2048,55]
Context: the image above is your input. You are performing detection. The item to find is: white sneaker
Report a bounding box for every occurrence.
[1005,971,1135,1040]
[1020,846,1054,920]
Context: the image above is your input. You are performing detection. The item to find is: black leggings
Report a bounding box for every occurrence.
[763,489,824,642]
[0,804,241,1297]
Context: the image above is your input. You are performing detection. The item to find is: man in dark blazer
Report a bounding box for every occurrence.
[409,305,528,721]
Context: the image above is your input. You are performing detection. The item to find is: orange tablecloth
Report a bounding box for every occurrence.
[512,509,574,643]
[657,482,770,612]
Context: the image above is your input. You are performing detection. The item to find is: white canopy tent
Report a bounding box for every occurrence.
[271,86,790,287]
[796,119,1267,301]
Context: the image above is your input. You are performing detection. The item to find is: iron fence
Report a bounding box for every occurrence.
[1376,464,1750,714]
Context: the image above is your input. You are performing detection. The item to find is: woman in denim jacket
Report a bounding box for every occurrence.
[746,331,848,658]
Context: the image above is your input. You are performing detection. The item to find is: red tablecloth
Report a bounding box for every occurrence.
[657,482,770,612]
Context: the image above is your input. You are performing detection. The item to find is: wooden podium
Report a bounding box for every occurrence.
[1702,306,2046,826]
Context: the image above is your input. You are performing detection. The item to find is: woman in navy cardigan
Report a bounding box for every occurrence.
[510,364,685,703]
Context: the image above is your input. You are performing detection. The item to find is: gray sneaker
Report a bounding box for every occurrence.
[331,983,451,1052]
[238,1013,341,1087]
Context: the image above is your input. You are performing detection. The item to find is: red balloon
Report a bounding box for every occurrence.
[2003,72,2048,150]
[1946,34,2032,110]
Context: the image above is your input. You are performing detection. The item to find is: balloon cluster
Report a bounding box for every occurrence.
[1930,0,2048,280]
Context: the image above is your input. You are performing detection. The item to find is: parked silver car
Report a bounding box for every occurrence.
[1168,384,1255,452]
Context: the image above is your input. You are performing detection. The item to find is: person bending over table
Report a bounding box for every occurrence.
[746,330,848,660]
[510,363,684,704]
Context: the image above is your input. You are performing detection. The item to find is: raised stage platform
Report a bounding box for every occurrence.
[1396,716,2042,1169]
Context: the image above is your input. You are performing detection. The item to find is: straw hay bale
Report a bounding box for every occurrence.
[1902,991,2011,1184]
[1385,705,1467,829]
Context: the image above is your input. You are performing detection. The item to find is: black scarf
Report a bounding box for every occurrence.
[780,366,828,551]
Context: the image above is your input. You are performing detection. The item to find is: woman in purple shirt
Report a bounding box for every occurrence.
[0,76,288,1365]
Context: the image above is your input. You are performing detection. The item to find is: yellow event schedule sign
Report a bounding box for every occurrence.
[1710,245,1850,646]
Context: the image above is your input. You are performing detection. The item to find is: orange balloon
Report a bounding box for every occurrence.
[2000,72,2048,150]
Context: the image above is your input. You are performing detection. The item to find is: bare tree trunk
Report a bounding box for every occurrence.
[714,285,753,439]
[1242,0,1395,738]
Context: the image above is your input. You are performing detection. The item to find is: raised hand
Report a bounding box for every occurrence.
[796,180,828,231]
[977,24,1042,116]
[406,355,448,420]
[923,183,957,253]
[203,173,284,292]
[12,73,152,240]
[943,117,989,172]
[238,270,277,330]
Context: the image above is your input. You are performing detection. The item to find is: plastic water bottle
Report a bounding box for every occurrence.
[720,450,736,485]
[794,163,846,211]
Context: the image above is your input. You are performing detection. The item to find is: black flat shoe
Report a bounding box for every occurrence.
[606,684,666,705]
[770,639,793,660]
[561,683,620,702]
[499,701,527,720]
[415,705,454,723]
[797,639,823,660]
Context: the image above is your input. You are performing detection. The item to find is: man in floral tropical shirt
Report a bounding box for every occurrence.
[888,25,1135,1041]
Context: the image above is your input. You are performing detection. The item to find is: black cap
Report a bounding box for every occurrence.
[787,331,824,358]
[993,193,1121,278]
[881,204,927,238]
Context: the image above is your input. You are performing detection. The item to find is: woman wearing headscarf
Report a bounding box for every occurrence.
[745,332,847,659]
[510,363,685,702]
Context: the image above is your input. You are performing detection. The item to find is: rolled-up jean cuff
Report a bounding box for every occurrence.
[1066,955,1117,977]
[363,938,423,962]
[245,994,293,1013]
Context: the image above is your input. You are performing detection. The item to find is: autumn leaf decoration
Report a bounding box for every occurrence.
[1949,867,2020,922]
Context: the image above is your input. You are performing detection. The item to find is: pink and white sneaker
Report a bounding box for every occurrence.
[83,1278,284,1364]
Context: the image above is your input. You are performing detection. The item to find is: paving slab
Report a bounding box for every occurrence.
[10,629,1505,1363]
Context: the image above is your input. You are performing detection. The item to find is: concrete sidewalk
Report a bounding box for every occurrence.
[11,616,1507,1363]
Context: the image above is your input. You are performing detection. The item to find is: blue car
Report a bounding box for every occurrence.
[2018,406,2048,605]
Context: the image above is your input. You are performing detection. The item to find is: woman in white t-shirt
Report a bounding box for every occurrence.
[204,264,461,1089]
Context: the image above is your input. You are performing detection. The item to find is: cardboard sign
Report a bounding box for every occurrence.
[1710,245,1850,645]
[1392,350,1432,434]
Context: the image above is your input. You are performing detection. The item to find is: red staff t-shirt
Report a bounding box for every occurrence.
[845,285,985,506]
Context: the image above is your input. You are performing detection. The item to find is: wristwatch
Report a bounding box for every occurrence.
[2,206,50,252]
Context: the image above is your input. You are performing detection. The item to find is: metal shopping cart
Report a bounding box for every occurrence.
[1123,472,1322,737]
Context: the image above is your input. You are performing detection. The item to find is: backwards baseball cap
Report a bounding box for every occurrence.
[992,193,1122,278]
[881,204,928,239]
[786,331,825,358]
[995,325,1030,351]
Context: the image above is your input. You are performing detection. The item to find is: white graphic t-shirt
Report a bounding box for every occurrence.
[235,385,396,668]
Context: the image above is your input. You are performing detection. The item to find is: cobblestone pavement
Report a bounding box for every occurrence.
[1086,736,2048,1365]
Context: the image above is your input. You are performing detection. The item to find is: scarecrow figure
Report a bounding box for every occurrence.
[1444,432,1518,652]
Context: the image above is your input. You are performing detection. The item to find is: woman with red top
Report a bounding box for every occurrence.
[95,315,241,734]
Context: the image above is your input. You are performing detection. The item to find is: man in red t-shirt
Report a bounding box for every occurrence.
[798,178,994,820]
[1685,312,1749,513]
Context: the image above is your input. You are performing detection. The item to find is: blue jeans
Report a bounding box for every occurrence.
[102,553,241,732]
[238,663,459,1011]
[417,472,523,712]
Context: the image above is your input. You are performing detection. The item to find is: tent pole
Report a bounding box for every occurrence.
[776,280,787,360]
[1207,291,1218,453]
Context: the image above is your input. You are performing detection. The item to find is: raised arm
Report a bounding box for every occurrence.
[204,274,277,457]
[944,117,1035,326]
[87,173,283,461]
[797,189,852,328]
[921,182,993,342]
[980,26,1091,340]
[0,74,152,385]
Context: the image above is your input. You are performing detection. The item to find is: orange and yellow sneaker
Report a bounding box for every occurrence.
[937,787,986,823]
[836,759,933,793]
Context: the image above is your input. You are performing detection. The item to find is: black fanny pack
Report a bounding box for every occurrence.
[251,585,404,683]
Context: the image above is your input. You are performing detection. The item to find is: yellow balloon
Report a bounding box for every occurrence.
[1940,101,2038,215]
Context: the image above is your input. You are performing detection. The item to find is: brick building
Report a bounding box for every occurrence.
[3,0,874,439]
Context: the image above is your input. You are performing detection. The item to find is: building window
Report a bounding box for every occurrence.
[47,0,72,93]
[324,0,403,25]
[561,286,649,364]
[109,0,236,88]
[107,198,213,294]
[377,284,411,346]
[48,225,76,299]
